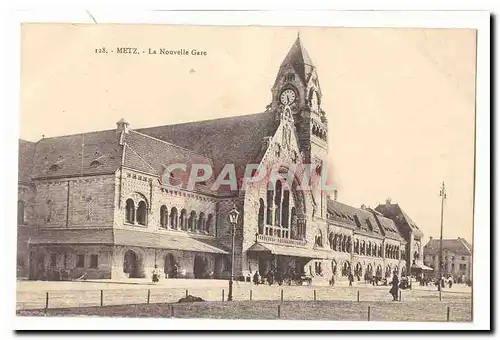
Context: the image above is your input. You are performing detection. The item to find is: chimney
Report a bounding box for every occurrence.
[385,197,392,205]
[116,118,129,145]
[333,189,338,201]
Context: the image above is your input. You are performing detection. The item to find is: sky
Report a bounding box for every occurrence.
[19,24,477,243]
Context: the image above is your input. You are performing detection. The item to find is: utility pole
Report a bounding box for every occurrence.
[438,181,447,290]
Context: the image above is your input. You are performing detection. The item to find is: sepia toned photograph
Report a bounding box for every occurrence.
[14,21,479,326]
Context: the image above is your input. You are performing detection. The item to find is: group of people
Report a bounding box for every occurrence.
[151,264,183,283]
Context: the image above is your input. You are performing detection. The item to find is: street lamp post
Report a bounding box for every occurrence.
[438,181,447,291]
[227,205,240,302]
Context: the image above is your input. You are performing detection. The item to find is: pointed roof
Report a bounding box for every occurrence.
[278,36,316,84]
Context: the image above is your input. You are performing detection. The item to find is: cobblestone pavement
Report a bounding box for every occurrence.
[16,279,472,311]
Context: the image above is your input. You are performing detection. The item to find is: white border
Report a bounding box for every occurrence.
[2,7,490,332]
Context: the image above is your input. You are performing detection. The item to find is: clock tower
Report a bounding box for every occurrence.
[269,34,329,219]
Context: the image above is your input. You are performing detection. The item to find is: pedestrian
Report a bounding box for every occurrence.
[267,270,274,286]
[152,265,160,284]
[276,271,283,286]
[329,274,335,286]
[253,271,260,285]
[173,263,179,278]
[348,272,354,287]
[389,270,399,301]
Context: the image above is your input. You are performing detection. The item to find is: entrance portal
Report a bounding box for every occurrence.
[193,255,208,279]
[164,253,176,278]
[29,252,45,280]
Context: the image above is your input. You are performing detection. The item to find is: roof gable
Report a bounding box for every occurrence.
[124,130,218,195]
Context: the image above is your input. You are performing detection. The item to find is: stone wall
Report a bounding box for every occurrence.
[17,175,115,278]
[28,175,116,228]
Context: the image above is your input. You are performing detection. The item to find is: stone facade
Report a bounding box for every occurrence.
[17,36,420,284]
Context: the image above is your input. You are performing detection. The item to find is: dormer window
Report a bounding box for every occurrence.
[353,214,361,228]
[366,218,373,231]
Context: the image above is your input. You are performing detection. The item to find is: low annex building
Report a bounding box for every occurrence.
[17,36,423,283]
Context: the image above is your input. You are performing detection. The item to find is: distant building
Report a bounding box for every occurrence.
[423,237,472,282]
[17,36,418,284]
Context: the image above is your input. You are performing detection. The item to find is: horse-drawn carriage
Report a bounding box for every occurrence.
[286,273,312,286]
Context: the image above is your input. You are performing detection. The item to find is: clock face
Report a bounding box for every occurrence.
[280,89,296,105]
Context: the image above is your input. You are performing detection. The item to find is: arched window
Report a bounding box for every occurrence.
[258,198,265,233]
[282,189,290,228]
[160,205,168,228]
[198,212,205,232]
[347,237,352,253]
[354,263,362,277]
[332,234,339,251]
[136,201,147,225]
[266,184,274,225]
[361,241,366,255]
[274,180,282,226]
[125,199,135,223]
[342,236,347,252]
[385,265,391,278]
[206,214,214,234]
[180,209,187,230]
[367,242,372,256]
[188,211,197,231]
[170,207,178,229]
[328,232,335,250]
[314,230,323,247]
[17,200,25,224]
[342,261,351,277]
